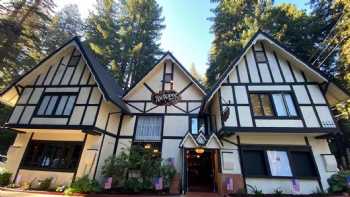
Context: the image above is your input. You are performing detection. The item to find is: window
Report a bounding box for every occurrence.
[255,51,267,63]
[250,94,274,117]
[164,73,172,83]
[22,140,83,171]
[190,117,206,135]
[250,93,298,118]
[242,147,318,178]
[290,151,317,177]
[272,93,297,117]
[242,150,268,176]
[134,116,162,142]
[267,150,292,177]
[36,94,76,116]
[67,49,81,67]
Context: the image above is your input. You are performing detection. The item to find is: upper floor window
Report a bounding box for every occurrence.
[255,51,267,63]
[36,93,77,117]
[250,94,274,117]
[250,93,298,118]
[190,117,206,135]
[134,116,162,142]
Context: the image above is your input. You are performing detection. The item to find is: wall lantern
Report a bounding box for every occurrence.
[195,148,205,154]
[144,144,151,149]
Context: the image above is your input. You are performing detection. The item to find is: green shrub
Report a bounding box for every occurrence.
[36,177,53,190]
[64,175,101,195]
[247,184,263,196]
[0,167,12,186]
[328,170,350,193]
[124,177,143,192]
[160,162,176,189]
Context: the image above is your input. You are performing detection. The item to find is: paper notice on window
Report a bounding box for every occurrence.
[267,150,292,177]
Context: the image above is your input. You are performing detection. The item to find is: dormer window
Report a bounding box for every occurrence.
[164,73,172,83]
[36,93,77,117]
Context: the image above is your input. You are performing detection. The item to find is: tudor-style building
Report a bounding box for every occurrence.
[0,31,348,195]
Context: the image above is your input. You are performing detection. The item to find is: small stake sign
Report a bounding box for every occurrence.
[151,90,181,106]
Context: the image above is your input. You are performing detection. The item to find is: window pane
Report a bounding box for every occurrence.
[198,118,206,133]
[256,51,267,62]
[135,116,162,141]
[55,96,68,115]
[290,151,317,177]
[191,118,198,134]
[37,96,51,115]
[261,94,274,116]
[22,141,82,171]
[63,96,76,115]
[45,96,58,115]
[250,94,263,116]
[267,150,292,177]
[68,56,80,66]
[164,74,172,83]
[272,94,287,116]
[242,150,268,176]
[284,94,297,116]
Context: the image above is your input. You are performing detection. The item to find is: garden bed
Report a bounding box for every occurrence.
[0,186,85,196]
[229,194,347,197]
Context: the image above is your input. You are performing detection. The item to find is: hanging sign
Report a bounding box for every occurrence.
[223,107,230,122]
[151,90,181,106]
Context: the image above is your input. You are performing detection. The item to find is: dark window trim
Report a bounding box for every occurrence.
[249,91,300,119]
[21,140,84,172]
[189,115,209,135]
[34,92,77,118]
[241,144,318,179]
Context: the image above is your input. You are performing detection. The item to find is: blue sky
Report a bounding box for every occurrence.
[56,0,309,75]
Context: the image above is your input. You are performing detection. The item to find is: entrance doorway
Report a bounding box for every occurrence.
[186,149,215,192]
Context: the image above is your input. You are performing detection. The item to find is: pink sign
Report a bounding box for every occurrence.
[154,177,163,190]
[104,177,112,189]
[292,179,300,193]
[226,177,233,191]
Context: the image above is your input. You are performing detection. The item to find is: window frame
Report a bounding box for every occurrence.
[34,92,77,118]
[133,115,164,142]
[240,145,319,179]
[189,115,208,135]
[21,140,84,172]
[249,91,300,119]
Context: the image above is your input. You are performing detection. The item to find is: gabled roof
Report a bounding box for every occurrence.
[202,30,349,109]
[123,51,206,98]
[0,37,130,113]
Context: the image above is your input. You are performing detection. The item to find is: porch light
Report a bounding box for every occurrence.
[153,149,159,153]
[195,148,205,154]
[144,144,151,149]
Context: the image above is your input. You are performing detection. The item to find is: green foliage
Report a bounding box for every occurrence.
[206,0,346,87]
[102,145,177,192]
[247,184,263,196]
[0,104,16,155]
[64,175,101,195]
[0,0,55,87]
[328,170,350,193]
[160,160,177,189]
[0,167,12,186]
[36,177,53,191]
[273,188,284,196]
[41,4,83,55]
[84,0,165,88]
[102,151,129,187]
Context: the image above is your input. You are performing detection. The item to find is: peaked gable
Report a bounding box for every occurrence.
[0,37,129,113]
[204,31,348,108]
[123,52,206,99]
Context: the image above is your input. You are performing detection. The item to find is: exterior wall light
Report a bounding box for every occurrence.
[195,148,205,154]
[144,144,151,149]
